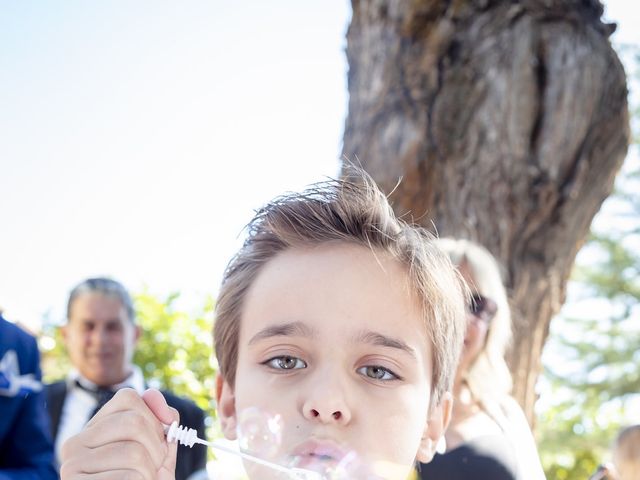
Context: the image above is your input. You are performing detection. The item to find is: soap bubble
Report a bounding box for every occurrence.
[230,408,389,479]
[320,452,380,480]
[327,451,368,479]
[237,407,283,460]
[288,449,381,480]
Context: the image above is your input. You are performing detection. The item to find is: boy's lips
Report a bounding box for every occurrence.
[289,439,352,468]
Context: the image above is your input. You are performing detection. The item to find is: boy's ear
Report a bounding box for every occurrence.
[416,392,453,463]
[215,375,238,440]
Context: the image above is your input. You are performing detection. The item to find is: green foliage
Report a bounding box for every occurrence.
[40,313,73,383]
[543,450,601,480]
[538,154,639,480]
[133,291,217,417]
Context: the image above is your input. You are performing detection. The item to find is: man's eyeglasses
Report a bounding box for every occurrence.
[468,294,498,323]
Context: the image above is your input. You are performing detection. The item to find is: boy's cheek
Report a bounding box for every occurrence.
[221,417,238,440]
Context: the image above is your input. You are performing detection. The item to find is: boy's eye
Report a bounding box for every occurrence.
[357,365,398,381]
[264,355,307,370]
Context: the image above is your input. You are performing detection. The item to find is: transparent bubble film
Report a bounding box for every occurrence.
[233,407,382,479]
[237,407,283,460]
[168,408,402,479]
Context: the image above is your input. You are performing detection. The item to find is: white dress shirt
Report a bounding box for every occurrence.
[54,366,146,464]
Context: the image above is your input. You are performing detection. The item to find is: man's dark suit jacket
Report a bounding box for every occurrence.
[45,381,207,480]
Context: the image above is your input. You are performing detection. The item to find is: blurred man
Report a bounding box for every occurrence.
[45,278,206,480]
[0,310,57,479]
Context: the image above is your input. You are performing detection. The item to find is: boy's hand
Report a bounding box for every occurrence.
[60,388,179,480]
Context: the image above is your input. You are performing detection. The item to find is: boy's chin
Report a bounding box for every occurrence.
[242,456,412,480]
[289,453,358,477]
[289,453,411,480]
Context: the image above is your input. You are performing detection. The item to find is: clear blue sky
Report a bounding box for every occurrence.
[0,0,637,331]
[0,1,349,328]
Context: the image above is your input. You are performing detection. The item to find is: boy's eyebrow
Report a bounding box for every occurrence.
[248,321,317,345]
[247,323,417,358]
[352,330,417,359]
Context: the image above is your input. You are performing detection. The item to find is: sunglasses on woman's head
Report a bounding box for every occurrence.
[468,294,498,322]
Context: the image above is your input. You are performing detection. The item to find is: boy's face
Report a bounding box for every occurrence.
[217,243,451,479]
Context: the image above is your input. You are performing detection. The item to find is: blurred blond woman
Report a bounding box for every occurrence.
[419,238,545,480]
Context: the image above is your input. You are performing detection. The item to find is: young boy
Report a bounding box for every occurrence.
[59,171,467,479]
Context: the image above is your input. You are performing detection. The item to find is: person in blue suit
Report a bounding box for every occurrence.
[0,311,57,480]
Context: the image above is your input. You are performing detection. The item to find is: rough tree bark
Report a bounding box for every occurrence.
[341,0,629,423]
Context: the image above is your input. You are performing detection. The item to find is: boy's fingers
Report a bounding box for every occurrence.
[85,389,167,445]
[142,389,179,477]
[161,438,179,480]
[142,388,179,425]
[60,388,179,480]
[74,411,168,469]
[75,470,147,480]
[74,440,156,480]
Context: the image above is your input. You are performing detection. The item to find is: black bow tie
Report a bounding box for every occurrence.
[74,380,117,418]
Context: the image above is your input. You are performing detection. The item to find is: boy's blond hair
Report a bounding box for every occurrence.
[613,424,640,480]
[214,171,466,405]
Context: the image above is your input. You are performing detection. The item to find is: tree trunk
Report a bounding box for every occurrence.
[341,0,629,423]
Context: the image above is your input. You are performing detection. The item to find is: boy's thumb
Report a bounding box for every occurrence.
[142,388,180,425]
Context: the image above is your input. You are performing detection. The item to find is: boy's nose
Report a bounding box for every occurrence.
[301,381,352,425]
[304,406,350,424]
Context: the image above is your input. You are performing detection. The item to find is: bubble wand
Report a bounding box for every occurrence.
[164,421,322,479]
